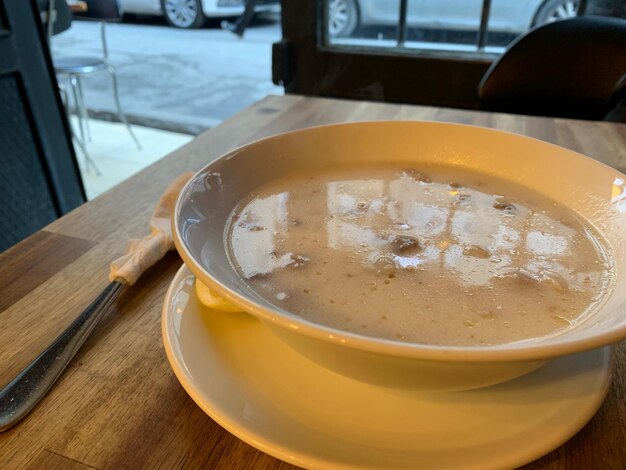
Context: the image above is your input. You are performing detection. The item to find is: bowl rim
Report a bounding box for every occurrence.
[173,120,626,363]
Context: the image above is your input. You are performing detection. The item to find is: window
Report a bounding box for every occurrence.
[325,0,581,58]
[274,1,584,109]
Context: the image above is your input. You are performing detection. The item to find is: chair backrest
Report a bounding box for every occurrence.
[478,16,626,120]
[36,0,72,36]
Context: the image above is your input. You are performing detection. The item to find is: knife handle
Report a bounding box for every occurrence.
[0,281,125,432]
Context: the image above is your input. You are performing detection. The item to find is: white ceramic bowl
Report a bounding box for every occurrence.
[173,121,626,391]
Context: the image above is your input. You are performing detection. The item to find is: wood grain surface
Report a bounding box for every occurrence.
[0,95,625,469]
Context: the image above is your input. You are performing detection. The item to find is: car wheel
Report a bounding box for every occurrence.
[161,0,206,29]
[328,0,358,38]
[533,0,579,26]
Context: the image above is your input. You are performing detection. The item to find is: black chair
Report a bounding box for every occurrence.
[478,16,626,121]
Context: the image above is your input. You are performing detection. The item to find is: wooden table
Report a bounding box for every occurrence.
[0,95,624,469]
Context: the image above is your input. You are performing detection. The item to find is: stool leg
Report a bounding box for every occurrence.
[107,65,141,150]
[75,75,91,142]
[60,82,100,176]
[69,74,87,146]
[73,131,100,177]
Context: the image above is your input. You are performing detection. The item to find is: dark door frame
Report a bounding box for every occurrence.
[0,0,85,214]
[0,0,85,251]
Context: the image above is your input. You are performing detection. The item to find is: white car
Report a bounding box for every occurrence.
[328,0,579,37]
[120,0,279,29]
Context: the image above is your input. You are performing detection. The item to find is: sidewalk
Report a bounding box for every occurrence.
[53,16,283,135]
[72,117,193,199]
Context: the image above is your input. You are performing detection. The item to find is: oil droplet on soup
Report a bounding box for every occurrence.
[226,165,613,346]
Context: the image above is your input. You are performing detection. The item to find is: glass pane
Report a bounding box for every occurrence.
[486,0,580,50]
[327,0,400,48]
[403,0,482,52]
[325,0,491,56]
[50,5,282,199]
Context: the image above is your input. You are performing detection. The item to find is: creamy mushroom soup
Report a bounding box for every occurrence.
[226,165,613,346]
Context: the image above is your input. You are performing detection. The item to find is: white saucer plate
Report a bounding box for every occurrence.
[162,265,614,470]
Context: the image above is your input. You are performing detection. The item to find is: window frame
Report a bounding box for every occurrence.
[274,0,583,109]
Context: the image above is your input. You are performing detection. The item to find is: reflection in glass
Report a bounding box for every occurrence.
[325,0,580,56]
[486,0,579,48]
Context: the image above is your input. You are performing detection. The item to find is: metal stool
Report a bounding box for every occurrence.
[53,19,141,152]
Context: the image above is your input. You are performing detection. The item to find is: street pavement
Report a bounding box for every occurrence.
[52,15,284,135]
